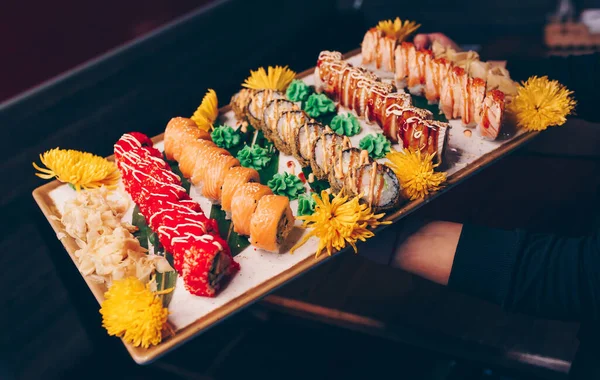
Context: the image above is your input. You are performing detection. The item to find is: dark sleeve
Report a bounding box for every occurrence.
[448,224,600,321]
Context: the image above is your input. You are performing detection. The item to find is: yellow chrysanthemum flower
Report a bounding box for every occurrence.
[33,148,120,191]
[291,190,390,258]
[376,17,421,41]
[508,76,576,132]
[191,89,219,131]
[242,66,296,91]
[100,277,169,349]
[386,149,447,201]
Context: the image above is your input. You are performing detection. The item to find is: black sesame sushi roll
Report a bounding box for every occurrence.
[293,122,326,166]
[263,99,296,141]
[246,90,284,130]
[275,110,308,156]
[348,162,401,211]
[230,89,255,122]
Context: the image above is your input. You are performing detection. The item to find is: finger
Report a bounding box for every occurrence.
[413,34,430,50]
[429,33,460,50]
[428,32,448,41]
[488,60,507,69]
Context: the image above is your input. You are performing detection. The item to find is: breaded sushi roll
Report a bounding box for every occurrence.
[347,162,402,211]
[309,132,348,180]
[231,88,255,122]
[328,147,371,194]
[275,110,308,155]
[293,122,326,166]
[246,89,285,130]
[263,99,296,141]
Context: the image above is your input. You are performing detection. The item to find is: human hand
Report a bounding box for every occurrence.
[413,33,460,51]
[357,216,428,266]
[358,217,461,287]
[391,221,462,286]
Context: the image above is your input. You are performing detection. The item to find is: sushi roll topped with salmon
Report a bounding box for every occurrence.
[250,195,295,253]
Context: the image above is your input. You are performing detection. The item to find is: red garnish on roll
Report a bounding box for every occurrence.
[315,51,449,164]
[114,132,239,297]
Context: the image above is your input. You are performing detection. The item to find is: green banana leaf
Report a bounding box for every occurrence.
[302,166,330,193]
[132,204,177,307]
[410,95,448,122]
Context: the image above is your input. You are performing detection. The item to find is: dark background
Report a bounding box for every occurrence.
[0,0,585,103]
[2,1,599,379]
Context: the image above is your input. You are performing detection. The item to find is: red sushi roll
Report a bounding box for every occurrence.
[138,160,178,183]
[114,132,238,298]
[114,132,162,165]
[396,107,434,148]
[158,211,218,269]
[315,51,347,100]
[128,131,155,147]
[378,92,413,142]
[365,83,392,124]
[313,50,450,165]
[130,177,187,205]
[179,238,239,297]
[143,198,202,231]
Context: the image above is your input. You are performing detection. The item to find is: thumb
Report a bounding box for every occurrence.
[413,34,430,50]
[428,33,460,50]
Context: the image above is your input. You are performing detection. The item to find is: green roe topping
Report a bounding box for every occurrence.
[237,145,271,170]
[303,93,336,118]
[330,113,361,136]
[286,79,311,102]
[211,125,241,149]
[359,133,391,159]
[267,172,305,200]
[297,193,317,216]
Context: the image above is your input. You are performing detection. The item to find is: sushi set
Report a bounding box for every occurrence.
[32,18,575,364]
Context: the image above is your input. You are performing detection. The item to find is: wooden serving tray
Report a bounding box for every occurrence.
[32,49,538,364]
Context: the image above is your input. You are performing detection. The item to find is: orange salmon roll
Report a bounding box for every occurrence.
[164,117,211,161]
[179,139,218,179]
[201,154,240,202]
[190,147,230,187]
[249,195,294,252]
[221,167,260,213]
[230,183,273,236]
